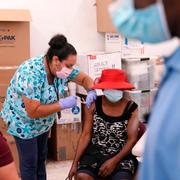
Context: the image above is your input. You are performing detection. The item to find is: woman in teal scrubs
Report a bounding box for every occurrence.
[0,34,94,180]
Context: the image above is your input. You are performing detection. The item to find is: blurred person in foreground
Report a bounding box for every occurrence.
[109,0,180,179]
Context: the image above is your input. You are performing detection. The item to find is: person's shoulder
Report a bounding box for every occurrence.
[18,55,45,76]
[67,68,80,80]
[27,55,44,68]
[123,98,138,113]
[124,98,137,107]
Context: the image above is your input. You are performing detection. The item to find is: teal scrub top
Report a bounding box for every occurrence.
[0,55,79,139]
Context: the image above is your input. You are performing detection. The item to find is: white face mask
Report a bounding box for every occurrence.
[56,66,72,79]
[103,89,123,103]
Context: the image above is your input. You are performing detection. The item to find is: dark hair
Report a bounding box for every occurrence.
[46,34,77,62]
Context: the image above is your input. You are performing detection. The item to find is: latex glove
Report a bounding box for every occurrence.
[59,96,77,110]
[86,90,97,109]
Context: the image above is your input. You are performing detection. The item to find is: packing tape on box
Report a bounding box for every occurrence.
[0,66,18,70]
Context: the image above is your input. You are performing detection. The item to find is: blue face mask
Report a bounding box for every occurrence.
[109,0,171,43]
[103,89,123,103]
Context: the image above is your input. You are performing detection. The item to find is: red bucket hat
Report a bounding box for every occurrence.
[92,69,134,90]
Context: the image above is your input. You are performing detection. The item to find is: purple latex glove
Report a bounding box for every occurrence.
[86,90,97,109]
[59,96,77,110]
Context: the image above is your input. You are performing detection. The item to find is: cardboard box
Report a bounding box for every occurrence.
[0,84,9,98]
[56,96,81,124]
[105,33,122,52]
[0,100,3,110]
[0,66,17,85]
[48,123,82,161]
[0,101,6,134]
[0,9,31,66]
[96,0,116,32]
[0,118,8,135]
[77,51,121,95]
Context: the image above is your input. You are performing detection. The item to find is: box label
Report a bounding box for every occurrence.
[0,28,16,47]
[88,53,121,80]
[56,97,81,124]
[105,33,121,43]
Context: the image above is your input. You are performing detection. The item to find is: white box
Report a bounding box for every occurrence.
[76,51,122,95]
[105,34,145,57]
[122,37,144,58]
[124,88,157,122]
[105,33,122,52]
[56,96,81,124]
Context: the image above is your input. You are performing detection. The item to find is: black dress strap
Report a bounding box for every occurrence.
[95,96,102,114]
[95,97,137,122]
[127,101,138,114]
[123,101,138,120]
[123,101,132,114]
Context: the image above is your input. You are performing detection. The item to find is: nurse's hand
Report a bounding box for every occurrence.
[59,96,77,110]
[86,90,97,109]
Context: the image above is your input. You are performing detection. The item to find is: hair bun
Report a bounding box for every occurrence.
[48,34,67,49]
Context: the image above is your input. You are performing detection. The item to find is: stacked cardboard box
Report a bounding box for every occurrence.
[0,9,31,173]
[0,9,31,66]
[96,1,145,57]
[96,0,116,33]
[0,67,18,98]
[0,9,31,97]
[48,123,82,161]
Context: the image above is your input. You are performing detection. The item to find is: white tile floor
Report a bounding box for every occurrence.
[46,160,72,180]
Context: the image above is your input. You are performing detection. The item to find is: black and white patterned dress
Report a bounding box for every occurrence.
[79,96,138,175]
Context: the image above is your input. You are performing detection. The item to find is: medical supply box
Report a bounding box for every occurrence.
[76,51,121,95]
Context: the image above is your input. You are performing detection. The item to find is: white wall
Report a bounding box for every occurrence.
[0,0,104,56]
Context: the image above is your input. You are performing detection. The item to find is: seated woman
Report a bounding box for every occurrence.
[68,69,139,180]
